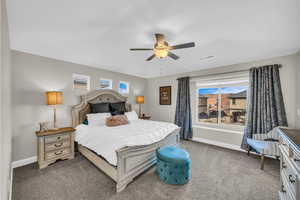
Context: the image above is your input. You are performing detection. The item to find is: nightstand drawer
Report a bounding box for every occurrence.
[45,134,70,144]
[45,148,70,160]
[45,140,70,152]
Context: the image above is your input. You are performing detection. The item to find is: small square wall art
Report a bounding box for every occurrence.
[73,74,90,90]
[99,78,113,89]
[119,81,129,94]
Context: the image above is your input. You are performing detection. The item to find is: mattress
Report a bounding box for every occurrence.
[75,119,179,166]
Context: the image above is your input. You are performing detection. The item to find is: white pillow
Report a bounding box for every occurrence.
[87,113,111,127]
[125,111,139,121]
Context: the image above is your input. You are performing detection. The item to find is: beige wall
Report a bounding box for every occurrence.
[10,49,300,161]
[0,0,12,199]
[296,51,300,129]
[147,53,298,145]
[11,51,147,162]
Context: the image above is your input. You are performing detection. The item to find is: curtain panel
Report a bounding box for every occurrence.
[175,77,193,140]
[241,64,288,149]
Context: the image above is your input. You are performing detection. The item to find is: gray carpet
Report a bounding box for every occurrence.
[13,141,280,200]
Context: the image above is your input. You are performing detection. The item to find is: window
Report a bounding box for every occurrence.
[119,81,129,94]
[99,79,112,89]
[198,85,247,126]
[232,99,236,105]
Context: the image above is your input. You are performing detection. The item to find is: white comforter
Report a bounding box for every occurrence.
[75,120,179,166]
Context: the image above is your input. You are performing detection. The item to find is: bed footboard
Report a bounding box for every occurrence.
[78,128,180,193]
[115,128,180,192]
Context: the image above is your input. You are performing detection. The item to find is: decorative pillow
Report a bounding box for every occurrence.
[106,115,129,127]
[109,102,126,115]
[87,113,111,126]
[110,110,125,116]
[125,111,139,121]
[89,103,110,113]
[82,119,88,125]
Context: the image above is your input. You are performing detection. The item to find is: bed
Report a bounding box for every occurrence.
[71,89,180,192]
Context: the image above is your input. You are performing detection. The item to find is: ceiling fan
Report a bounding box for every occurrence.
[130,33,195,61]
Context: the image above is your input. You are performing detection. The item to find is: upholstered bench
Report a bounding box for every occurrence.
[156,146,190,185]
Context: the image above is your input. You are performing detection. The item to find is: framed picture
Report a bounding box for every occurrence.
[73,74,90,90]
[99,78,112,89]
[159,86,171,105]
[119,81,129,94]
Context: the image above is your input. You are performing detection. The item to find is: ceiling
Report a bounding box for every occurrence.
[6,0,300,78]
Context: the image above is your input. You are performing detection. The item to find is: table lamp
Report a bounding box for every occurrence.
[136,96,144,117]
[46,91,62,130]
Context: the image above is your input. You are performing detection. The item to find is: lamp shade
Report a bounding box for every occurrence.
[136,96,144,104]
[46,91,63,105]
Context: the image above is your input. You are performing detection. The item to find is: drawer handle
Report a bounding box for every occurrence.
[282,162,287,169]
[57,136,61,140]
[294,158,300,162]
[54,143,63,148]
[281,185,286,193]
[55,150,63,155]
[289,175,296,184]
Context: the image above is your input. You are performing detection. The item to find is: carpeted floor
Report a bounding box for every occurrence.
[12,141,280,200]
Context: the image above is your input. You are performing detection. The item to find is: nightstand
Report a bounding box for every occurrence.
[35,127,75,169]
[139,116,151,120]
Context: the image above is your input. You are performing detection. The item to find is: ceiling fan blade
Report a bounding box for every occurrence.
[146,54,156,61]
[170,42,195,50]
[155,33,165,44]
[130,48,153,51]
[168,52,180,60]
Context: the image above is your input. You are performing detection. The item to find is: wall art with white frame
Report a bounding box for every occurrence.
[119,81,130,94]
[73,73,90,90]
[99,78,113,89]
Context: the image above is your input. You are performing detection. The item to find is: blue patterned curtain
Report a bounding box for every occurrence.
[241,64,288,149]
[175,77,193,140]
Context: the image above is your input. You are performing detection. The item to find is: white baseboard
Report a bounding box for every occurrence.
[192,137,243,152]
[11,156,37,169]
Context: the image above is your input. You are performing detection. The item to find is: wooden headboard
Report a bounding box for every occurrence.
[71,89,131,127]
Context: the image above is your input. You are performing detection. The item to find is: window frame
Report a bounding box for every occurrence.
[195,82,248,131]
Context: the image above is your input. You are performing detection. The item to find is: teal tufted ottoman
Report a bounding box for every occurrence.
[156,146,190,185]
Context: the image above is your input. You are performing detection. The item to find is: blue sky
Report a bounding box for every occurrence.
[199,86,247,95]
[120,82,127,89]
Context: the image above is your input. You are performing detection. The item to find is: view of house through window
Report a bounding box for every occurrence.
[198,86,247,126]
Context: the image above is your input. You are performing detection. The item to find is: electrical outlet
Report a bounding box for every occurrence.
[297,109,300,116]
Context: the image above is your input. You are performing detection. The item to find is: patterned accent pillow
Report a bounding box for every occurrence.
[82,119,88,125]
[106,115,129,127]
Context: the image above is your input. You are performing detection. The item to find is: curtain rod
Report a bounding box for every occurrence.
[177,64,282,80]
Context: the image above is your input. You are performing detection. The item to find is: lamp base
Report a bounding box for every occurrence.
[139,104,142,118]
[52,106,59,130]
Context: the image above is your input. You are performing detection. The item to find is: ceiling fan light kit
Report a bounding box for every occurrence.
[130,33,195,61]
[154,48,168,58]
